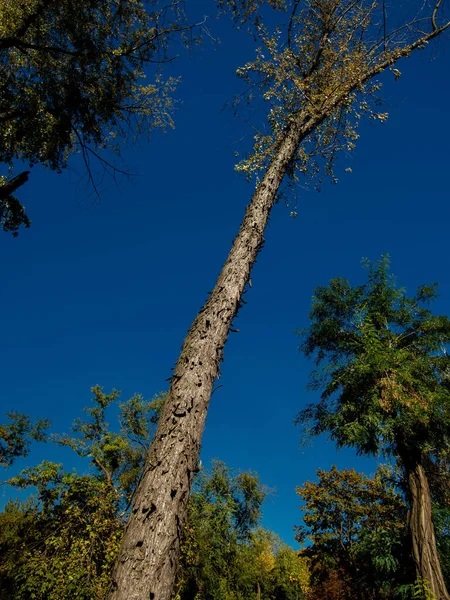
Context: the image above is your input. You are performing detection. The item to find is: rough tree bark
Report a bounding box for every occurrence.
[108,109,321,600]
[408,461,449,600]
[396,440,449,599]
[108,6,450,599]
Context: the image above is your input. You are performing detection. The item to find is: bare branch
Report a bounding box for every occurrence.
[432,0,445,31]
[93,456,113,486]
[287,0,302,51]
[0,171,30,200]
[0,36,79,54]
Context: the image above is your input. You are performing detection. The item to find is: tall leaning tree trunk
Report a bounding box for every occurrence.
[107,109,320,600]
[407,461,449,599]
[107,21,450,599]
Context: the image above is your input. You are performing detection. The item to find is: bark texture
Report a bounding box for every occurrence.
[407,462,449,600]
[107,21,449,597]
[107,111,318,600]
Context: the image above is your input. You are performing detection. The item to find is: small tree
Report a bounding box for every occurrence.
[108,3,450,599]
[173,460,267,600]
[297,257,450,598]
[0,386,164,599]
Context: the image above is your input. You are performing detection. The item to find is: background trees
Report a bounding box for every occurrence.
[297,257,450,598]
[0,388,309,600]
[0,412,49,467]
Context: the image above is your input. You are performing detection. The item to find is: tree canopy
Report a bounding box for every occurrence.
[297,256,450,463]
[0,0,201,234]
[296,465,411,599]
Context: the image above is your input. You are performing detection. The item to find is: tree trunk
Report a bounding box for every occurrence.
[407,461,449,600]
[107,28,446,596]
[107,110,319,600]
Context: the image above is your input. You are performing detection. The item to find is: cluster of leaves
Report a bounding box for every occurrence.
[0,476,121,600]
[0,386,164,599]
[0,171,32,235]
[53,385,166,507]
[230,0,450,222]
[0,388,309,600]
[296,255,450,465]
[295,465,412,599]
[0,0,200,234]
[0,0,192,169]
[232,0,401,187]
[0,410,49,467]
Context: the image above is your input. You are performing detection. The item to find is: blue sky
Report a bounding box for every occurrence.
[1,2,450,546]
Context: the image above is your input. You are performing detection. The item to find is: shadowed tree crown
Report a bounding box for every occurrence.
[0,0,201,234]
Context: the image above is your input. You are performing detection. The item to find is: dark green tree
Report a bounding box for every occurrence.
[297,256,450,599]
[0,0,202,235]
[174,460,267,600]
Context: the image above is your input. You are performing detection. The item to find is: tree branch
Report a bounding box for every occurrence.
[432,0,444,31]
[0,171,30,200]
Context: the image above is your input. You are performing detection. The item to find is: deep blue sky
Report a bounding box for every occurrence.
[1,2,450,546]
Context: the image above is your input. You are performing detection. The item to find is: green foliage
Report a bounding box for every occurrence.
[0,411,49,467]
[296,256,450,465]
[0,0,197,233]
[0,171,31,235]
[0,476,122,599]
[432,506,450,588]
[270,543,310,600]
[53,385,165,506]
[0,386,164,599]
[408,577,437,600]
[175,460,310,600]
[1,388,306,600]
[175,460,267,599]
[296,465,411,599]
